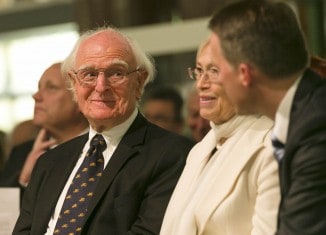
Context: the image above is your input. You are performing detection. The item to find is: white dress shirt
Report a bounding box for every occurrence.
[45,109,138,234]
[273,76,302,144]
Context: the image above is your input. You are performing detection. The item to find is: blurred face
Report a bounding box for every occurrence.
[186,91,210,142]
[208,33,251,114]
[33,64,82,132]
[70,31,146,132]
[143,100,183,134]
[196,41,236,124]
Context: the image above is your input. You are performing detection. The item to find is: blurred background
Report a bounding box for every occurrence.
[0,0,325,132]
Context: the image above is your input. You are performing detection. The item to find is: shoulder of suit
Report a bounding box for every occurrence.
[46,133,88,153]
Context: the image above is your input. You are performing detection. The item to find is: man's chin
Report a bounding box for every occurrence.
[32,118,44,127]
[87,112,122,124]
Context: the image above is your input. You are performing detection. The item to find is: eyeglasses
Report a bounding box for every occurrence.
[72,67,141,87]
[188,67,219,82]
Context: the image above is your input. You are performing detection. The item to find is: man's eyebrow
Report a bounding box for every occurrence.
[109,59,129,67]
[77,60,129,70]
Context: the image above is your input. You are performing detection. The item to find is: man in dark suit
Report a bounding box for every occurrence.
[13,27,193,235]
[207,1,326,235]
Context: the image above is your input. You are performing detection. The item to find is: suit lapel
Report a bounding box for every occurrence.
[85,114,147,219]
[34,114,150,232]
[185,130,218,186]
[282,69,324,194]
[160,129,216,235]
[34,134,88,234]
[197,119,271,232]
[170,130,217,204]
[289,69,321,134]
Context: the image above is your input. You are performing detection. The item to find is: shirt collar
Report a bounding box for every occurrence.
[274,76,302,143]
[49,127,89,149]
[88,108,138,147]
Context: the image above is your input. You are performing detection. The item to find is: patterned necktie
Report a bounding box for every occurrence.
[54,134,106,235]
[271,134,285,162]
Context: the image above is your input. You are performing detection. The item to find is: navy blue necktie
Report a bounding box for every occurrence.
[271,135,285,162]
[54,134,106,234]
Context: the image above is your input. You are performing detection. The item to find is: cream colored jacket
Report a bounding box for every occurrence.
[160,115,280,235]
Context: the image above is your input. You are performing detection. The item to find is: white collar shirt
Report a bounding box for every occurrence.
[273,76,302,144]
[45,108,138,234]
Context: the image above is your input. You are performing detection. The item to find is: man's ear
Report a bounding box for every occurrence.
[136,70,148,100]
[67,71,77,84]
[239,63,252,87]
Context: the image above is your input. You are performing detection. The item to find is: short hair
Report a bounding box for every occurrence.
[209,0,309,77]
[61,26,156,97]
[142,85,184,123]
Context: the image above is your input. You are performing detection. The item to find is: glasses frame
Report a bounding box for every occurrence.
[72,67,141,87]
[187,67,220,82]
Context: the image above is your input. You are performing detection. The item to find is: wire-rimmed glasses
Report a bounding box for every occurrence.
[72,67,141,87]
[187,67,219,82]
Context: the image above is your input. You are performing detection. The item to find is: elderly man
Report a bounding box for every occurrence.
[208,1,326,234]
[13,27,193,235]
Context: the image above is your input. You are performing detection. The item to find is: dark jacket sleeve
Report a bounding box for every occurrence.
[0,140,33,189]
[126,136,193,234]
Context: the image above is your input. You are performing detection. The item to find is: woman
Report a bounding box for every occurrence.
[160,40,280,235]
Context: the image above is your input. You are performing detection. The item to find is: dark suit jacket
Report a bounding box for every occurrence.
[276,69,326,235]
[0,140,34,188]
[13,114,194,235]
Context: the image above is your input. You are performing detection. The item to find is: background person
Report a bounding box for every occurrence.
[0,62,89,189]
[13,26,193,235]
[160,39,280,235]
[141,85,185,135]
[208,1,326,234]
[7,119,40,152]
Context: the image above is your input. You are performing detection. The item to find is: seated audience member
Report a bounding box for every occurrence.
[141,85,185,134]
[13,26,193,234]
[207,1,326,234]
[0,62,89,189]
[185,84,210,142]
[160,38,280,235]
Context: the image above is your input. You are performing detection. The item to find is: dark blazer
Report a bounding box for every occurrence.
[0,140,34,188]
[276,69,326,235]
[13,114,194,235]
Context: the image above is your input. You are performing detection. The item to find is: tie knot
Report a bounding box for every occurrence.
[91,134,107,152]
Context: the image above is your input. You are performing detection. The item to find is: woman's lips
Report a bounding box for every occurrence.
[200,96,216,104]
